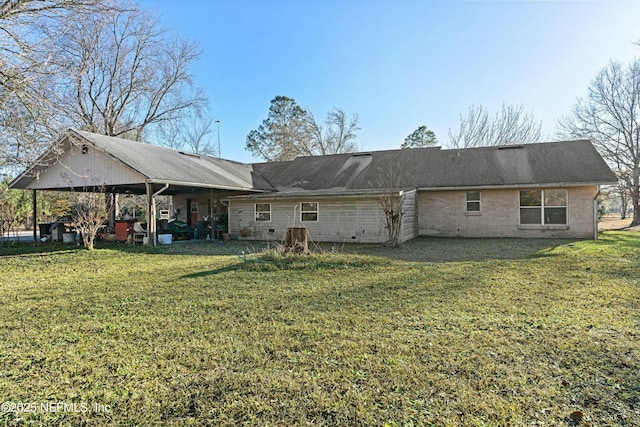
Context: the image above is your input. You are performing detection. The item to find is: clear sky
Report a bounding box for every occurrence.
[137,0,640,163]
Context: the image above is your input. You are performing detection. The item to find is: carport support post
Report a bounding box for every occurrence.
[594,195,599,240]
[214,188,218,240]
[149,183,170,246]
[32,190,37,242]
[107,193,116,229]
[146,183,156,246]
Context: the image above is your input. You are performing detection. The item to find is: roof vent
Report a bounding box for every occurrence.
[497,145,524,150]
[351,152,372,157]
[178,151,201,158]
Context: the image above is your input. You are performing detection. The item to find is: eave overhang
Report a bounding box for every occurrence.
[223,188,411,201]
[416,181,618,192]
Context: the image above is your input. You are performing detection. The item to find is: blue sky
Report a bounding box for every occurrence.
[138,0,640,163]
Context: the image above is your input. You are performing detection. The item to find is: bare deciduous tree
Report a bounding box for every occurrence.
[378,191,404,247]
[183,108,216,155]
[609,168,632,220]
[0,0,107,86]
[49,6,206,141]
[0,0,111,171]
[375,165,408,247]
[72,190,111,250]
[155,118,184,151]
[449,103,542,148]
[0,0,104,19]
[558,59,640,226]
[63,173,113,250]
[305,107,360,155]
[155,106,217,155]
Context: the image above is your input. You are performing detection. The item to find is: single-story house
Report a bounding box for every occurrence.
[10,129,617,243]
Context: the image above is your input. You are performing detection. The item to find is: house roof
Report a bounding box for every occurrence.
[243,140,617,198]
[71,130,273,192]
[10,130,617,197]
[10,129,273,195]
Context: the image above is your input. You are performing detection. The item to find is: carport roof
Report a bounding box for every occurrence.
[10,129,273,195]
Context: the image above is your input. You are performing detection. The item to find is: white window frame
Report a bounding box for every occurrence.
[466,191,481,212]
[255,203,271,222]
[519,189,567,225]
[300,202,319,222]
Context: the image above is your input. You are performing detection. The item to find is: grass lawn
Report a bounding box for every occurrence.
[1,234,638,426]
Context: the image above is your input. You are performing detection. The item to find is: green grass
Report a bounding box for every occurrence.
[1,234,638,426]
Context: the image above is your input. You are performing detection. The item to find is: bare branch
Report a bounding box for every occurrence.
[375,165,407,246]
[449,103,542,148]
[0,0,126,170]
[557,59,640,225]
[62,172,114,250]
[45,5,206,141]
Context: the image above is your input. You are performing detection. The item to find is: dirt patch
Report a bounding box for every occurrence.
[599,215,636,230]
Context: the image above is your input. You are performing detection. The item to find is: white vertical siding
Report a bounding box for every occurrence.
[28,143,143,189]
[400,189,418,243]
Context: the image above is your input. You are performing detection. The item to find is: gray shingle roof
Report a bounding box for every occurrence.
[11,130,616,196]
[72,130,272,191]
[251,140,617,196]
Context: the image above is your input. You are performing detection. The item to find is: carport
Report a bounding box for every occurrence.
[9,129,271,244]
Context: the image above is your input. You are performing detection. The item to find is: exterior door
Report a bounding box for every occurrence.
[188,199,198,226]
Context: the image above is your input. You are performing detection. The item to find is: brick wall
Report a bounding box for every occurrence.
[418,186,599,239]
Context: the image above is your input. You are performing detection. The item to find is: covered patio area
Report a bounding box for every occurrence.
[9,129,270,245]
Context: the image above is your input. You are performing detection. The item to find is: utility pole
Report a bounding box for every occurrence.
[215,120,221,157]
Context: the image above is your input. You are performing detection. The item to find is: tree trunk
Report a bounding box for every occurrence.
[631,175,640,226]
[619,186,628,219]
[284,227,309,255]
[631,200,640,226]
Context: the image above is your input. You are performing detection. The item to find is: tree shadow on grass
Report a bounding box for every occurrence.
[182,265,240,277]
[177,237,582,280]
[181,255,385,278]
[0,242,85,257]
[324,237,580,263]
[6,234,628,265]
[0,239,258,257]
[597,230,640,251]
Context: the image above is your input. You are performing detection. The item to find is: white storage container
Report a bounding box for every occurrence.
[158,234,172,245]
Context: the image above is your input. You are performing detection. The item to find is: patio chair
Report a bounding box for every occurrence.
[133,222,147,244]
